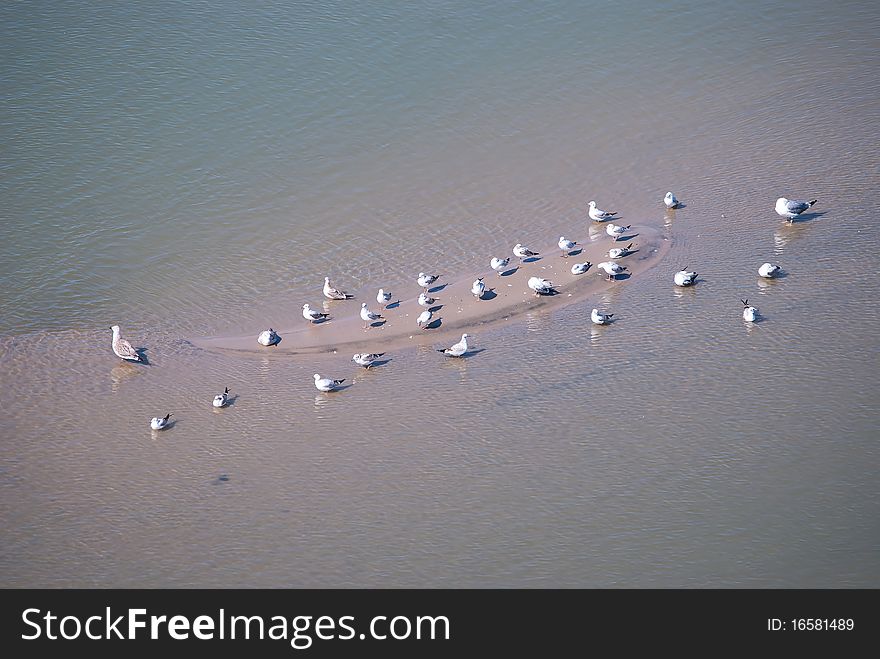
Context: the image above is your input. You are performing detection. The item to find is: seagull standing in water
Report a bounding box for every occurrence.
[471,277,486,299]
[352,353,384,368]
[437,333,470,357]
[213,387,230,408]
[360,302,384,330]
[558,236,577,257]
[758,263,781,278]
[418,292,437,307]
[597,261,627,280]
[490,257,510,275]
[257,328,279,346]
[588,200,618,222]
[664,192,680,209]
[377,288,393,308]
[150,413,172,430]
[417,272,441,292]
[302,303,330,323]
[673,267,698,287]
[591,309,614,325]
[513,243,539,260]
[110,325,143,362]
[571,262,591,275]
[417,309,433,329]
[775,197,818,221]
[606,223,630,241]
[314,374,345,392]
[323,277,354,300]
[741,299,759,322]
[608,243,633,259]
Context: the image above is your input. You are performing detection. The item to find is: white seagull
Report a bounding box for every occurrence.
[360,302,384,330]
[314,373,345,392]
[302,303,330,323]
[513,243,540,260]
[741,299,759,322]
[352,353,384,368]
[377,288,393,307]
[591,308,614,325]
[471,277,486,299]
[490,256,510,275]
[596,261,627,280]
[110,325,143,362]
[213,387,230,408]
[418,292,437,307]
[437,333,470,357]
[758,262,781,278]
[571,262,591,275]
[673,267,698,287]
[606,223,630,241]
[323,277,354,300]
[608,243,633,259]
[558,236,577,257]
[527,276,556,296]
[664,192,680,209]
[257,328,279,346]
[417,272,441,292]
[775,197,818,221]
[417,309,433,329]
[150,413,172,430]
[588,200,618,222]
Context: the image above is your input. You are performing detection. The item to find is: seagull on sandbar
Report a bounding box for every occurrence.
[323,277,354,300]
[471,277,486,299]
[606,223,630,241]
[417,309,433,329]
[664,192,680,209]
[571,262,591,275]
[418,292,437,307]
[314,374,345,392]
[591,309,613,325]
[527,276,556,296]
[150,413,172,430]
[513,243,539,260]
[437,333,470,357]
[377,288,393,308]
[597,261,627,280]
[417,272,441,292]
[741,299,759,322]
[110,325,143,362]
[302,303,330,323]
[559,236,577,257]
[490,257,510,275]
[673,267,698,287]
[360,302,384,330]
[758,263,781,278]
[775,197,817,221]
[609,243,633,259]
[213,387,230,408]
[588,200,618,222]
[352,353,384,368]
[257,328,279,346]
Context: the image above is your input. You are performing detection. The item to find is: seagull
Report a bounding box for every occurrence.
[257,328,279,346]
[588,200,618,222]
[513,243,539,260]
[471,277,486,298]
[323,277,354,300]
[664,192,680,209]
[775,197,818,221]
[360,302,384,330]
[377,288,393,308]
[758,262,781,278]
[673,267,698,287]
[608,243,633,259]
[417,272,441,292]
[352,353,384,368]
[571,262,591,275]
[591,308,614,325]
[741,299,759,322]
[314,374,345,392]
[213,387,230,408]
[417,309,433,329]
[527,276,556,296]
[606,223,630,240]
[418,292,437,307]
[558,236,577,257]
[490,256,510,275]
[437,333,470,357]
[596,261,627,280]
[110,325,143,362]
[302,303,330,323]
[150,413,172,430]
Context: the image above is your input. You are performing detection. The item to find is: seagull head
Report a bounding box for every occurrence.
[589,201,596,208]
[110,325,120,332]
[361,302,367,308]
[462,333,469,339]
[313,374,321,380]
[324,276,330,283]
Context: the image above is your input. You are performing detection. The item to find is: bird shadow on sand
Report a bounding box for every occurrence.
[787,210,826,224]
[479,290,498,301]
[423,318,443,330]
[428,304,444,313]
[613,273,633,281]
[568,248,584,257]
[616,232,639,242]
[522,256,541,263]
[500,267,519,276]
[310,317,331,325]
[535,289,560,296]
[368,320,387,329]
[428,284,447,293]
[364,358,392,369]
[385,301,401,309]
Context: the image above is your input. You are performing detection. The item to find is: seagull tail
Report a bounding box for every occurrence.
[808,199,818,207]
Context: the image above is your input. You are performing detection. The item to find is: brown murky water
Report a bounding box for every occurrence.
[1,0,878,586]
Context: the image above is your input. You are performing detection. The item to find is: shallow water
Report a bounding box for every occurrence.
[1,0,878,587]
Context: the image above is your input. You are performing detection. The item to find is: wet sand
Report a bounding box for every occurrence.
[193,225,669,356]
